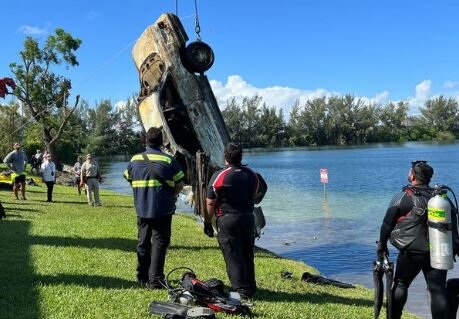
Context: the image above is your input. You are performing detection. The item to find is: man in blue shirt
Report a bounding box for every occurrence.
[124,127,184,288]
[3,143,28,200]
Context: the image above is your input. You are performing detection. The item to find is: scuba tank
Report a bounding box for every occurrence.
[428,185,454,270]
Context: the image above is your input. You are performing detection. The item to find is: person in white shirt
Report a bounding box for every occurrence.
[40,153,56,202]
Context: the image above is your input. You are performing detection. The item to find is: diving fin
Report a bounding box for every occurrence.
[149,301,188,318]
[149,301,215,318]
[301,271,355,289]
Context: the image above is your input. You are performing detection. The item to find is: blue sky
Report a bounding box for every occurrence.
[2,0,459,115]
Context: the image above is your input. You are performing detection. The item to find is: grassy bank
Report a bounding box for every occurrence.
[0,182,419,319]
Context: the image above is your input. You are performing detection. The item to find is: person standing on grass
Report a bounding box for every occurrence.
[123,127,184,289]
[73,156,83,195]
[40,153,56,202]
[377,160,459,319]
[3,142,28,200]
[30,149,43,174]
[204,142,260,299]
[80,153,102,206]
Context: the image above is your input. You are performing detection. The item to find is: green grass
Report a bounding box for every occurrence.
[0,182,420,319]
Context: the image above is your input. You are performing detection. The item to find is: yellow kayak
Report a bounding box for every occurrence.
[0,173,12,185]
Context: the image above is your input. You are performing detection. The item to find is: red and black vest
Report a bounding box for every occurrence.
[390,186,434,252]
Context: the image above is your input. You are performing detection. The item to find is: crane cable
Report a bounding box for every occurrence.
[194,0,201,41]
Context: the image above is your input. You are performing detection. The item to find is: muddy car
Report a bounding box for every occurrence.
[132,13,230,216]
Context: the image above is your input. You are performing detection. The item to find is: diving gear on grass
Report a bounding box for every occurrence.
[148,301,215,319]
[301,272,354,289]
[164,267,252,316]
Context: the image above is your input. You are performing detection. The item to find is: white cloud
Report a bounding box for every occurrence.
[114,100,128,110]
[86,10,98,20]
[17,24,49,36]
[359,91,390,106]
[210,75,390,118]
[407,80,432,114]
[444,81,459,89]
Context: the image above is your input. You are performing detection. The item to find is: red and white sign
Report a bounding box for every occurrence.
[320,168,329,183]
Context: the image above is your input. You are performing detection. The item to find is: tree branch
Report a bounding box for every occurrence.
[50,94,80,145]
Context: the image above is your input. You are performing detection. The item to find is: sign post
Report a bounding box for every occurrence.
[320,168,329,198]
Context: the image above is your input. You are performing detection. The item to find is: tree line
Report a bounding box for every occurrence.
[222,95,459,148]
[0,98,144,165]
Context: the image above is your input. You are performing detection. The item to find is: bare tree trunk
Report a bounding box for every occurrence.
[43,128,57,167]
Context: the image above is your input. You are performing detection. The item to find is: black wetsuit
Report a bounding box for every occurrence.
[379,184,459,319]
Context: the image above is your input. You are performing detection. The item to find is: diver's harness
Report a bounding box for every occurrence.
[390,184,458,252]
[149,267,252,318]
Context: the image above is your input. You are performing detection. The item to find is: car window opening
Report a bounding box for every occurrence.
[160,77,201,158]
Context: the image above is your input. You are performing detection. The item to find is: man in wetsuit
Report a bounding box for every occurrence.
[378,160,459,319]
[205,143,259,299]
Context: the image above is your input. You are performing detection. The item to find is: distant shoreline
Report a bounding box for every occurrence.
[244,140,459,153]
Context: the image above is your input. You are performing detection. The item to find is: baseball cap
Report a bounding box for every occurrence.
[411,160,434,183]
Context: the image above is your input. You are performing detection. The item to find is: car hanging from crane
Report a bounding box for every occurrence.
[131,13,230,217]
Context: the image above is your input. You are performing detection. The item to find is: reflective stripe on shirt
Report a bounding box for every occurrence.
[173,171,185,182]
[131,179,175,188]
[130,154,171,164]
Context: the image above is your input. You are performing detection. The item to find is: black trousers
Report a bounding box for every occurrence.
[45,181,54,201]
[136,214,172,284]
[217,213,256,297]
[392,250,448,319]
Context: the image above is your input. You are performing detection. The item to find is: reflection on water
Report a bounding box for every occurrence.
[99,142,459,319]
[322,198,331,220]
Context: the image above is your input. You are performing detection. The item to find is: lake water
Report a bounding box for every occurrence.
[100,142,459,319]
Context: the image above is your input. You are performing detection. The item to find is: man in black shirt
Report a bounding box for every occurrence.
[205,143,259,299]
[378,161,459,319]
